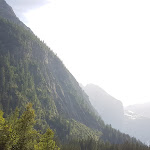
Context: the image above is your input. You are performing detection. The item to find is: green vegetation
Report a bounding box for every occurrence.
[0,16,105,142]
[0,4,150,149]
[0,104,59,150]
[62,138,150,150]
[0,105,149,150]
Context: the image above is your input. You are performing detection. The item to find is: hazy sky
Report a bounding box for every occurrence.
[6,0,150,106]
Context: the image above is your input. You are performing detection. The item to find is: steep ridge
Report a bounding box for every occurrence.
[83,84,124,130]
[0,16,103,135]
[83,84,150,145]
[0,0,29,29]
[0,3,104,141]
[0,0,145,145]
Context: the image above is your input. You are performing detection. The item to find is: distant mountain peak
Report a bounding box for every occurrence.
[0,1,148,146]
[0,0,17,20]
[83,83,124,130]
[0,0,28,29]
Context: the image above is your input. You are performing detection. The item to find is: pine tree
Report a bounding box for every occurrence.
[0,104,60,150]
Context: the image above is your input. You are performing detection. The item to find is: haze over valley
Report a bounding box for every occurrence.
[82,84,150,145]
[0,0,150,149]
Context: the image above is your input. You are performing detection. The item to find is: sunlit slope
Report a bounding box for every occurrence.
[0,0,144,144]
[0,16,103,129]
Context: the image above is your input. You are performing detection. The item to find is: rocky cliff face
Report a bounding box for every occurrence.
[83,84,124,130]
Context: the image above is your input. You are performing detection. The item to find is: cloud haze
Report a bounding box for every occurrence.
[5,0,50,21]
[4,0,150,106]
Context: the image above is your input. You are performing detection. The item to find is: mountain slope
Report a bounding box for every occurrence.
[0,16,103,133]
[0,1,104,140]
[0,0,27,28]
[83,84,150,144]
[83,84,124,130]
[0,0,145,146]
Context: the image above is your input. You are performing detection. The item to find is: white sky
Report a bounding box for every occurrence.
[6,0,150,106]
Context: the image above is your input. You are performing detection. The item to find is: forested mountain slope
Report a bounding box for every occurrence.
[0,0,147,146]
[0,16,104,140]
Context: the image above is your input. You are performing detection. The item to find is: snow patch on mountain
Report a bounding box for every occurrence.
[124,110,144,120]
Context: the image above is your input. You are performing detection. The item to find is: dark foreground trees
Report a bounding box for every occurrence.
[61,138,150,150]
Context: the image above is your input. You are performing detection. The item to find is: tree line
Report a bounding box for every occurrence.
[0,104,150,150]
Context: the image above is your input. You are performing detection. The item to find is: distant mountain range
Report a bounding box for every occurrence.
[82,84,124,130]
[0,0,142,146]
[123,109,150,145]
[82,84,150,145]
[126,103,150,119]
[0,0,150,149]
